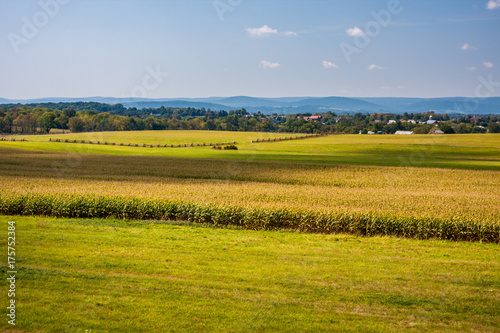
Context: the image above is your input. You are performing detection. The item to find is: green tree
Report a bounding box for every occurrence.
[204,119,217,130]
[63,108,76,118]
[39,112,56,133]
[439,123,455,134]
[67,117,85,133]
[487,122,500,133]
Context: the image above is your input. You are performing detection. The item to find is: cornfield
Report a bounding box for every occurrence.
[1,133,499,243]
[1,194,498,243]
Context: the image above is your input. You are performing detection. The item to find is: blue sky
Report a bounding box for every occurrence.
[1,0,499,99]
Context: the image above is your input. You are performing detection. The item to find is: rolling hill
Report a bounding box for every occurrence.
[1,96,499,115]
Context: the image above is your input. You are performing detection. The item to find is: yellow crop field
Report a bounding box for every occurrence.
[1,151,498,222]
[1,135,499,242]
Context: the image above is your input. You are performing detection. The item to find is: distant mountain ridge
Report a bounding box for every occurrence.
[1,96,499,115]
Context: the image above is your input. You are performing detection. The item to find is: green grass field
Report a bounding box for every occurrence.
[1,216,499,332]
[2,131,499,169]
[1,130,499,331]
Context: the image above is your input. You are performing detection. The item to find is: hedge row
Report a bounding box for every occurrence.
[1,194,498,243]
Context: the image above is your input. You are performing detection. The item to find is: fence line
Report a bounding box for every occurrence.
[48,138,237,148]
[251,133,326,143]
[0,137,26,142]
[2,133,327,146]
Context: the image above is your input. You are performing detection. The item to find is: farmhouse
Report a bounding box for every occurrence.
[395,131,414,135]
[431,129,445,134]
[308,115,322,121]
[426,115,438,125]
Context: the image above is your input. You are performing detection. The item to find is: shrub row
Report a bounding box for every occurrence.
[212,145,238,150]
[1,194,498,243]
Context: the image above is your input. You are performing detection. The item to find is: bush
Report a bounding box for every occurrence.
[212,145,238,150]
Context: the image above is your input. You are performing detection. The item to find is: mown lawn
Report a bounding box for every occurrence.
[1,216,499,332]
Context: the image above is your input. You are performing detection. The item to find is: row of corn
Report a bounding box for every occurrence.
[0,194,498,243]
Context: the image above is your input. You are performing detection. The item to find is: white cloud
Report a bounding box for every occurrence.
[246,25,296,37]
[466,66,477,71]
[483,61,495,68]
[322,61,339,69]
[346,26,364,37]
[247,25,278,37]
[461,43,471,50]
[367,64,384,70]
[261,60,281,69]
[486,0,500,10]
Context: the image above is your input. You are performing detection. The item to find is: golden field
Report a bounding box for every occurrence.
[1,147,499,224]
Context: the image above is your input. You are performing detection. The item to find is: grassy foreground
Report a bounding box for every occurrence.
[1,216,499,332]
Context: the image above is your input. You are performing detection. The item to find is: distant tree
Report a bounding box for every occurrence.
[67,117,85,133]
[54,114,69,129]
[0,114,13,133]
[17,113,38,133]
[63,108,76,118]
[39,112,56,133]
[413,125,431,134]
[487,122,500,133]
[439,123,455,134]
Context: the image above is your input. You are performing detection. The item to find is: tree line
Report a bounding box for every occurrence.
[0,103,499,134]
